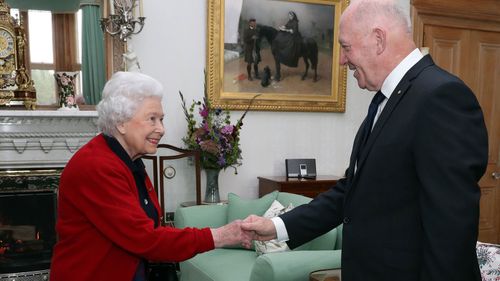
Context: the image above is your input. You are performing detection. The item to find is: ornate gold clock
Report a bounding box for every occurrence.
[0,0,36,109]
[0,29,14,58]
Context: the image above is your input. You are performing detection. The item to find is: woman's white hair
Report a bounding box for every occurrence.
[96,71,164,136]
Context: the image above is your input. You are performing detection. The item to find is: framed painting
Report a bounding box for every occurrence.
[206,0,349,112]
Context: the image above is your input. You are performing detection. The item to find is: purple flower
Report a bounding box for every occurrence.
[180,91,258,172]
[199,105,209,118]
[217,156,226,166]
[202,122,210,131]
[221,125,234,135]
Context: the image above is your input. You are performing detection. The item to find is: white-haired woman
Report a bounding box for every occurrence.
[50,72,251,281]
[275,11,301,68]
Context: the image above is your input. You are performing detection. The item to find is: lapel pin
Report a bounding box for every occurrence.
[397,90,402,95]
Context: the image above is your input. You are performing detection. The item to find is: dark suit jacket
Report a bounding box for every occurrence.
[280,55,488,281]
[243,27,259,64]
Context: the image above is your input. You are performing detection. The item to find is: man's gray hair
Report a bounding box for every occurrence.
[351,0,411,34]
[96,71,164,136]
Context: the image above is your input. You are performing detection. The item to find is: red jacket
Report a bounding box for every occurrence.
[50,134,214,281]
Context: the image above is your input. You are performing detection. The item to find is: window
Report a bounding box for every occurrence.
[27,10,55,105]
[10,9,82,106]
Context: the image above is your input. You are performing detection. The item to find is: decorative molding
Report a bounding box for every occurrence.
[0,110,99,169]
[12,139,27,153]
[0,169,61,192]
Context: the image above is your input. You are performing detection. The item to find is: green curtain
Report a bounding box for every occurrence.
[81,4,106,105]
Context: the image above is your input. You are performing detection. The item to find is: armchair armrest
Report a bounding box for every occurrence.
[249,250,342,281]
[174,205,228,228]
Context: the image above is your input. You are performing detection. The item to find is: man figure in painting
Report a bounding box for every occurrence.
[242,0,488,280]
[243,18,260,81]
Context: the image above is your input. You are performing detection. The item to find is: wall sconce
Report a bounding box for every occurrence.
[100,0,145,42]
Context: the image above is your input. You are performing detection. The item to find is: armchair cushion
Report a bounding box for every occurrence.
[180,249,256,281]
[175,204,228,229]
[250,250,342,281]
[227,191,278,223]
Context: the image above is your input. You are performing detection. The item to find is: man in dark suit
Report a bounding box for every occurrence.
[243,18,260,81]
[241,0,488,280]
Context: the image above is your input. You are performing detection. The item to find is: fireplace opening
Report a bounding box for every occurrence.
[0,188,57,273]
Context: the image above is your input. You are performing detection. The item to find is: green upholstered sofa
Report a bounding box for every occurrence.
[174,192,342,281]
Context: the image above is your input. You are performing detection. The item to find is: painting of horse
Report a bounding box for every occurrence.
[257,25,319,82]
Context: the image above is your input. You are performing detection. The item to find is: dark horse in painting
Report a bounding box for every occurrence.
[257,25,318,82]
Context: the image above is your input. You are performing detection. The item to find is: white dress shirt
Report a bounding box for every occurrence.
[272,48,425,242]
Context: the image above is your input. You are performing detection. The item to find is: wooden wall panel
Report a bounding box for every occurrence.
[412,0,500,22]
[423,26,469,78]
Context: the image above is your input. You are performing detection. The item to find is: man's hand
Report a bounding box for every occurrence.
[241,215,277,241]
[211,220,253,249]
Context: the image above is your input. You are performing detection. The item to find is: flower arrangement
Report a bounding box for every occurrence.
[179,90,259,174]
[54,72,78,109]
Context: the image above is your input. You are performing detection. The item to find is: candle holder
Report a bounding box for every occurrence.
[100,0,145,42]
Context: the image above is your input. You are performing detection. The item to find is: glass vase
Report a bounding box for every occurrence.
[204,169,221,203]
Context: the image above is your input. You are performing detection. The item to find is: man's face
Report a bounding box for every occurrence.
[117,97,165,160]
[338,18,379,91]
[249,21,256,29]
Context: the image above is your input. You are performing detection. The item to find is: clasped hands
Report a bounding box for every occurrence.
[210,215,277,249]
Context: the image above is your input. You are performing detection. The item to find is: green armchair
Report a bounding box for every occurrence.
[174,192,342,281]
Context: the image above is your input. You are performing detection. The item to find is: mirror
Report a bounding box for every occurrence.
[4,0,108,108]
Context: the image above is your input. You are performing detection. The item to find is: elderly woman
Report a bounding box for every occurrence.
[50,72,251,281]
[275,11,302,68]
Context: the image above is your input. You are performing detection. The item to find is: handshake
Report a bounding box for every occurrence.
[210,215,277,248]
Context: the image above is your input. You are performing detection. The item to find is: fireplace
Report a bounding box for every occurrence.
[0,169,59,276]
[0,110,98,280]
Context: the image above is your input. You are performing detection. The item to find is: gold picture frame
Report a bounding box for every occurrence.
[206,0,349,112]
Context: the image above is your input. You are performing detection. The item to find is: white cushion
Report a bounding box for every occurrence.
[477,241,500,281]
[254,200,293,255]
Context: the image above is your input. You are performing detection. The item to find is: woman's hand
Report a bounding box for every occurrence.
[210,220,253,249]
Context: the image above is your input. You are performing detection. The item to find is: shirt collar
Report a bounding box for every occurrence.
[103,134,145,174]
[380,48,423,99]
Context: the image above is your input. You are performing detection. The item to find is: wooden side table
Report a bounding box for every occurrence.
[258,176,340,198]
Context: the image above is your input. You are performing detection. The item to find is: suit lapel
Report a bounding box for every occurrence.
[346,123,366,181]
[355,83,409,169]
[350,55,435,184]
